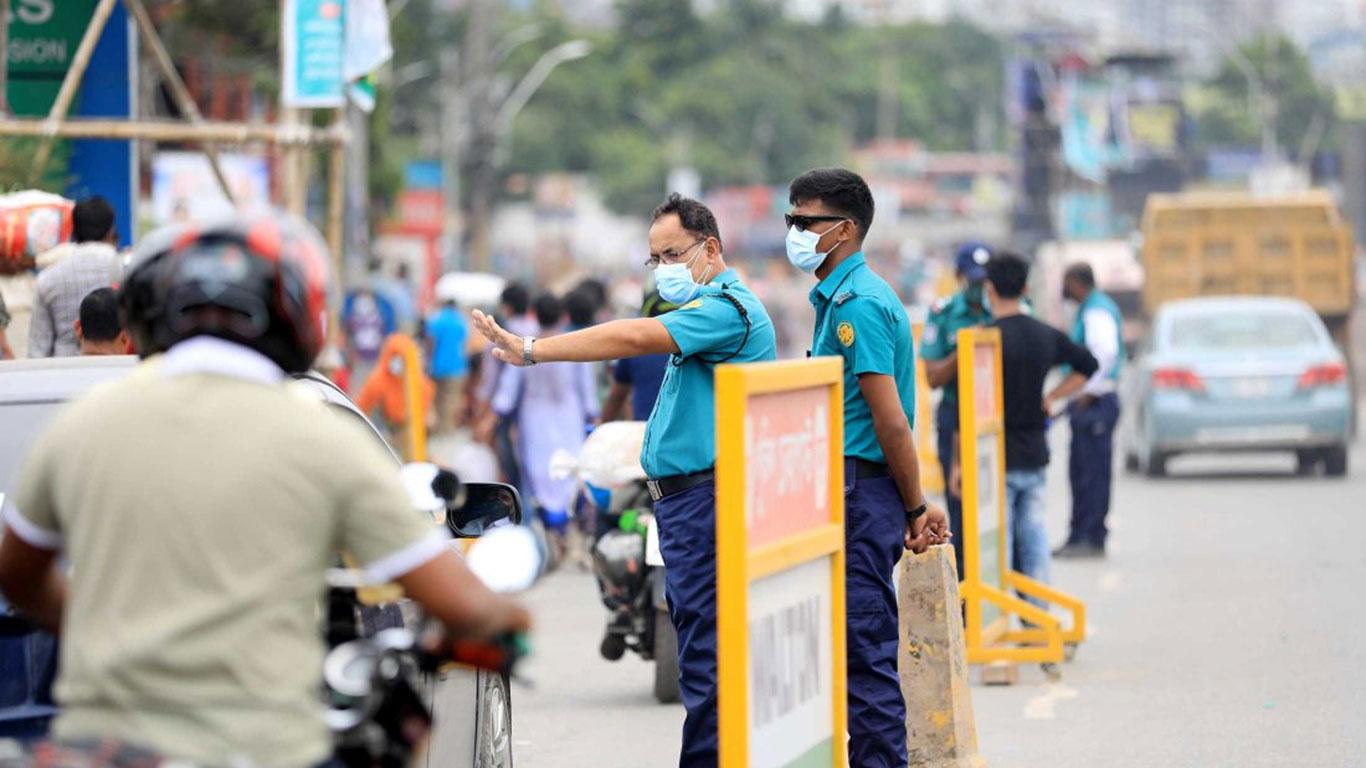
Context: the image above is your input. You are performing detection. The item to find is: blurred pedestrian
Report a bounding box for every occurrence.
[564,288,599,332]
[0,258,35,359]
[572,278,609,323]
[0,290,13,359]
[371,259,418,333]
[425,297,470,434]
[74,288,130,356]
[474,282,535,488]
[920,241,994,579]
[973,253,1096,604]
[490,294,598,556]
[470,194,777,767]
[787,168,949,768]
[600,290,676,422]
[342,286,396,387]
[28,197,120,358]
[355,334,435,457]
[1055,263,1124,559]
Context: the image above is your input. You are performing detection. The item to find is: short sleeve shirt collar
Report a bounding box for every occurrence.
[810,252,866,305]
[161,336,286,384]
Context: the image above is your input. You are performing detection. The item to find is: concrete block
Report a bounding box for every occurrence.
[899,545,987,768]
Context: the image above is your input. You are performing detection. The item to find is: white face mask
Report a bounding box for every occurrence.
[785,221,845,273]
[654,244,711,305]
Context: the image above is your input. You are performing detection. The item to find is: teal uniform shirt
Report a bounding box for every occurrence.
[919,290,991,406]
[641,268,777,479]
[810,252,916,464]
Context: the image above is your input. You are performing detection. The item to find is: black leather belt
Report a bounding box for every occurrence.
[846,457,889,480]
[647,469,715,502]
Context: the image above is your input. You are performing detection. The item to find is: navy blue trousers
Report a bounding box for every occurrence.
[655,476,908,768]
[654,482,719,768]
[935,403,965,580]
[1067,394,1120,547]
[845,474,910,768]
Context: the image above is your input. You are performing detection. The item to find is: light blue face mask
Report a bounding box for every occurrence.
[785,221,845,273]
[654,245,711,304]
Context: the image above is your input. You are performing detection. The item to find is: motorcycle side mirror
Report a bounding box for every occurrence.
[465,524,542,593]
[447,482,523,539]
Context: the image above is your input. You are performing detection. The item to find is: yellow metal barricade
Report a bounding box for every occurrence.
[955,327,1086,667]
[715,358,848,768]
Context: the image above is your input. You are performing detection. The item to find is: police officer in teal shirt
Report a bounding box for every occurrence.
[920,243,993,579]
[787,168,950,768]
[472,194,776,767]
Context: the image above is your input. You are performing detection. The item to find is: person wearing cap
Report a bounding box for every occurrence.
[920,242,994,579]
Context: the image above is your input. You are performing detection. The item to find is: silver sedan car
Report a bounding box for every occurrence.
[1123,297,1353,477]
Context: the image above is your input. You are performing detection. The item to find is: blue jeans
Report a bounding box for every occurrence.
[1004,469,1049,609]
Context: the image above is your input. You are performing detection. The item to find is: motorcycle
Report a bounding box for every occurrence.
[0,475,539,768]
[550,422,680,704]
[324,520,542,768]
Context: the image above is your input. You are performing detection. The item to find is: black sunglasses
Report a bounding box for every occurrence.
[784,213,846,232]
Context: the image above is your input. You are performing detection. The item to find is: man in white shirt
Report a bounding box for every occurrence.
[1055,263,1124,559]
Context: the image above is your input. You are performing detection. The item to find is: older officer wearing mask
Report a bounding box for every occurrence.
[786,167,950,767]
[472,193,776,767]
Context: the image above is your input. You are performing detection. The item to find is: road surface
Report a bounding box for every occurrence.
[505,440,1366,767]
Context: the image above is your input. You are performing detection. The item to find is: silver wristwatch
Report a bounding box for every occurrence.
[522,336,537,366]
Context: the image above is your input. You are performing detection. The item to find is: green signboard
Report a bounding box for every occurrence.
[5,0,99,115]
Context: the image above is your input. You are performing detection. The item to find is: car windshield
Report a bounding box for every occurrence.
[1167,310,1319,351]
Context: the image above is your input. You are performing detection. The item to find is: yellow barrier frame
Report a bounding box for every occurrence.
[956,327,1086,666]
[715,357,848,768]
[911,321,944,495]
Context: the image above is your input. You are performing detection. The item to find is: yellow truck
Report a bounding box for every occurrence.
[1139,191,1357,346]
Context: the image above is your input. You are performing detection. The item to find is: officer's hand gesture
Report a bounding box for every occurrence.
[472,310,529,367]
[904,502,951,553]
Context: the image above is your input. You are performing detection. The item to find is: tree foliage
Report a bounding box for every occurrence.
[1194,35,1336,158]
[503,4,1003,211]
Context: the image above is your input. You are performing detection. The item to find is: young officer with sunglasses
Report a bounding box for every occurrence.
[786,168,950,768]
[472,193,776,767]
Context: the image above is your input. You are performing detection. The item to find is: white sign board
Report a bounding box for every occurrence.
[747,556,835,768]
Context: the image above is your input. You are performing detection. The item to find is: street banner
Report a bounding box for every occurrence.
[151,151,271,225]
[282,0,347,108]
[715,358,847,768]
[955,327,1086,667]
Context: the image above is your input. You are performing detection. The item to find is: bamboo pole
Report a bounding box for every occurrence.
[28,0,120,185]
[326,109,346,272]
[122,0,236,204]
[0,117,345,145]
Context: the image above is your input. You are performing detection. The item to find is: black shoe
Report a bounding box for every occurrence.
[1052,542,1105,559]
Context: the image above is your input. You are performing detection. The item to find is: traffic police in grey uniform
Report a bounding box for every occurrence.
[472,194,776,767]
[921,242,993,579]
[787,168,950,768]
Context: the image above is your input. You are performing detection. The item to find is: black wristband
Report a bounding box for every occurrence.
[905,502,928,524]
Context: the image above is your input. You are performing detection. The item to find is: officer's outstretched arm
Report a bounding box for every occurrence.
[472,310,677,366]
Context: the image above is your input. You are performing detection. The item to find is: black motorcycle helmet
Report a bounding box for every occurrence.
[121,212,334,373]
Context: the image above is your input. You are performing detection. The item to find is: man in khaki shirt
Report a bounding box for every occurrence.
[0,213,529,767]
